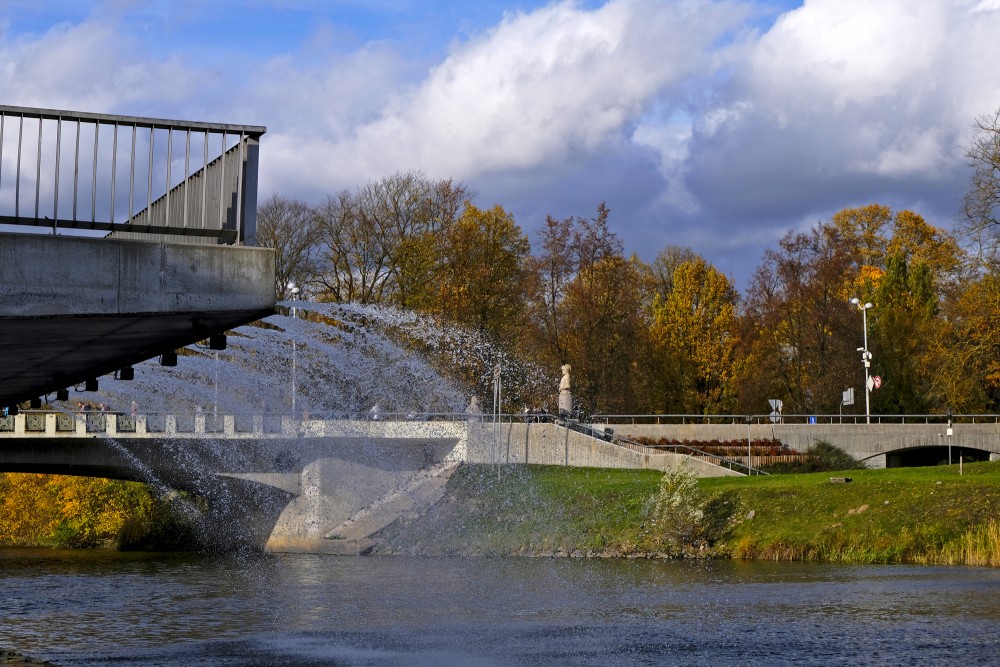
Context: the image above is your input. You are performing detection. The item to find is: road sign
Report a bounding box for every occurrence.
[768,399,783,412]
[842,387,854,406]
[873,375,882,390]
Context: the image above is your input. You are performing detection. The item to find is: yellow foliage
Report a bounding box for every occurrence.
[0,473,156,547]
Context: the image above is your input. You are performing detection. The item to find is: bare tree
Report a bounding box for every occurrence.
[255,194,320,299]
[962,107,1000,266]
[313,171,472,305]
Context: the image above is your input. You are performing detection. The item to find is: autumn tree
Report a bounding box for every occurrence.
[650,257,739,414]
[255,194,320,299]
[742,204,966,415]
[927,271,1000,412]
[528,204,653,415]
[740,223,857,414]
[560,254,652,415]
[435,203,532,343]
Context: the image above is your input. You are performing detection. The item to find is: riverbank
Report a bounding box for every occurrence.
[374,461,1000,566]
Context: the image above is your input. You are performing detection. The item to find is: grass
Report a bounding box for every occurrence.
[704,462,1000,564]
[378,461,1000,565]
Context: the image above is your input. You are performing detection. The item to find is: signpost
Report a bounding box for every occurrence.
[768,399,783,424]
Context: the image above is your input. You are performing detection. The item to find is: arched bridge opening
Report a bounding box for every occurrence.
[886,446,994,468]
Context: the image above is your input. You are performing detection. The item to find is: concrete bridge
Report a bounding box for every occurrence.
[7,410,996,553]
[592,416,1000,469]
[0,411,740,553]
[0,105,274,410]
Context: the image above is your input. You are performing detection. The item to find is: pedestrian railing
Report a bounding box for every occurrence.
[0,105,265,245]
[590,413,1000,425]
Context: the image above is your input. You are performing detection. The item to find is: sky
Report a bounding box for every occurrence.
[2,0,999,288]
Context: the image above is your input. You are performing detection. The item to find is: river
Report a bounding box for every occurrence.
[2,548,999,666]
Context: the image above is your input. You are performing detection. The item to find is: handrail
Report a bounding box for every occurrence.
[0,105,265,245]
[551,419,769,476]
[589,414,1000,425]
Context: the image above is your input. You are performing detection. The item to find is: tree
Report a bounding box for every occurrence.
[559,254,652,416]
[650,245,700,303]
[436,203,532,343]
[740,223,857,414]
[312,172,470,305]
[870,253,937,413]
[255,194,320,299]
[527,203,652,415]
[650,258,740,414]
[530,203,622,368]
[962,107,1000,266]
[927,271,1000,412]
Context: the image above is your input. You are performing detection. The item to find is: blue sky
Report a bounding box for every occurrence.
[2,0,998,288]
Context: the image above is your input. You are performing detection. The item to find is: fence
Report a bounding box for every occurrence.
[590,414,1000,425]
[0,105,265,245]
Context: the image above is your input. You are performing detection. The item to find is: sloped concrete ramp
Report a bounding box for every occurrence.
[263,460,461,554]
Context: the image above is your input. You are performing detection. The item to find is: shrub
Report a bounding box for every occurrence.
[645,466,733,549]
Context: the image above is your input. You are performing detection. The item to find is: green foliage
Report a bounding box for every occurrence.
[762,440,865,474]
[704,461,1000,564]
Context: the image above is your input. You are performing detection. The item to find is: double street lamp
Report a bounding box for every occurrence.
[849,297,874,424]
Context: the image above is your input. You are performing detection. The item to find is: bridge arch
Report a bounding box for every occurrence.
[885,445,994,468]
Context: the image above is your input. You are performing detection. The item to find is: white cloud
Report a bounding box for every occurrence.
[4,0,1000,288]
[673,0,1000,236]
[292,0,750,185]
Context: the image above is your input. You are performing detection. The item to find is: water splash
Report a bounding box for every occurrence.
[81,301,554,418]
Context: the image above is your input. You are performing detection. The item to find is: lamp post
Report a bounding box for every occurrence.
[288,282,300,417]
[849,297,874,424]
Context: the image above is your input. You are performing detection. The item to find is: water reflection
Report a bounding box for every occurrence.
[2,549,999,666]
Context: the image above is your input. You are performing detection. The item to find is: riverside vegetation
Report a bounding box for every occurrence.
[376,457,1000,567]
[3,447,1000,566]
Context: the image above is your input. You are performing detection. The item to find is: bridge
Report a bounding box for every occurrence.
[591,414,1000,468]
[5,410,996,553]
[0,410,745,553]
[0,105,274,411]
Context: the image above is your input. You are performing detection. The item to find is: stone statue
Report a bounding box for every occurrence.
[558,364,572,417]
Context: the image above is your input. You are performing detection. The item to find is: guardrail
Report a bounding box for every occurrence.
[589,414,1000,425]
[0,410,559,436]
[0,105,265,245]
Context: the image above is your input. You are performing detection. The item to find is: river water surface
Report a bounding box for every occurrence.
[2,548,998,666]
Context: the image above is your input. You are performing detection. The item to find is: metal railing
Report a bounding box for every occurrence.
[0,105,265,245]
[590,413,1000,425]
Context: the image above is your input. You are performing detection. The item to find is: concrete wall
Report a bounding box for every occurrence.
[466,422,741,477]
[0,233,274,317]
[597,422,1000,467]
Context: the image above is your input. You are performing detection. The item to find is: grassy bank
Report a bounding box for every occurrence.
[376,461,1000,566]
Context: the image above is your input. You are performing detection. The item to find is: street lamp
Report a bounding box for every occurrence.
[288,281,301,417]
[849,297,874,424]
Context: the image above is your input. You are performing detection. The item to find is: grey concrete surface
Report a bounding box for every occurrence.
[0,233,274,406]
[599,422,1000,468]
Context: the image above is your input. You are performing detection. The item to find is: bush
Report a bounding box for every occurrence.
[761,440,864,473]
[645,466,733,549]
